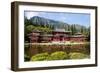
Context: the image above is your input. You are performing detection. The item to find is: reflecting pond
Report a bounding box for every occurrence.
[25,43,90,61]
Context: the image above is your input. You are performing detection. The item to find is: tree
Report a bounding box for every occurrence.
[68,25,71,31]
[87,27,90,41]
[71,24,77,35]
[24,25,35,43]
[24,17,33,26]
[25,25,35,34]
[81,26,84,33]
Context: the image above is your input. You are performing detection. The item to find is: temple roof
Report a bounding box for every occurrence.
[40,34,53,37]
[72,32,86,37]
[70,35,86,37]
[32,30,42,33]
[74,32,83,35]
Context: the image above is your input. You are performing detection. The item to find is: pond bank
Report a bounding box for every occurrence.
[25,42,90,46]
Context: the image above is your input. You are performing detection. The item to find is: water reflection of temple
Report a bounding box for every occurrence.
[28,28,87,43]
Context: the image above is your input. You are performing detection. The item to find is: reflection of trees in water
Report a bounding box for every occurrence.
[25,44,90,57]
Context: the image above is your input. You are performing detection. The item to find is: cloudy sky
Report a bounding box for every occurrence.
[24,11,90,27]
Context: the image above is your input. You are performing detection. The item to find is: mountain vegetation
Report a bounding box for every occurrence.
[24,16,90,42]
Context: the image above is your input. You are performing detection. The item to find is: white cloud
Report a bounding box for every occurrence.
[25,12,39,19]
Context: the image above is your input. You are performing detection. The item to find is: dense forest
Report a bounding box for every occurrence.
[24,16,90,42]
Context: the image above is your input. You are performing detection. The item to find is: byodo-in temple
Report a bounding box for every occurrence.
[28,28,87,43]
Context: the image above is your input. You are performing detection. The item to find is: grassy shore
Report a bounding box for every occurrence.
[25,41,90,46]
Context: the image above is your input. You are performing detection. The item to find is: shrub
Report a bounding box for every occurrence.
[24,54,30,61]
[69,52,89,59]
[48,51,68,60]
[31,53,49,61]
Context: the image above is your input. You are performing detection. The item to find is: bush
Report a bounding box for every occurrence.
[69,52,89,59]
[24,54,30,61]
[48,51,68,60]
[31,53,49,61]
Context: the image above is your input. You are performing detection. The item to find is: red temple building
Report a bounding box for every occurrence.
[52,29,71,42]
[28,29,87,43]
